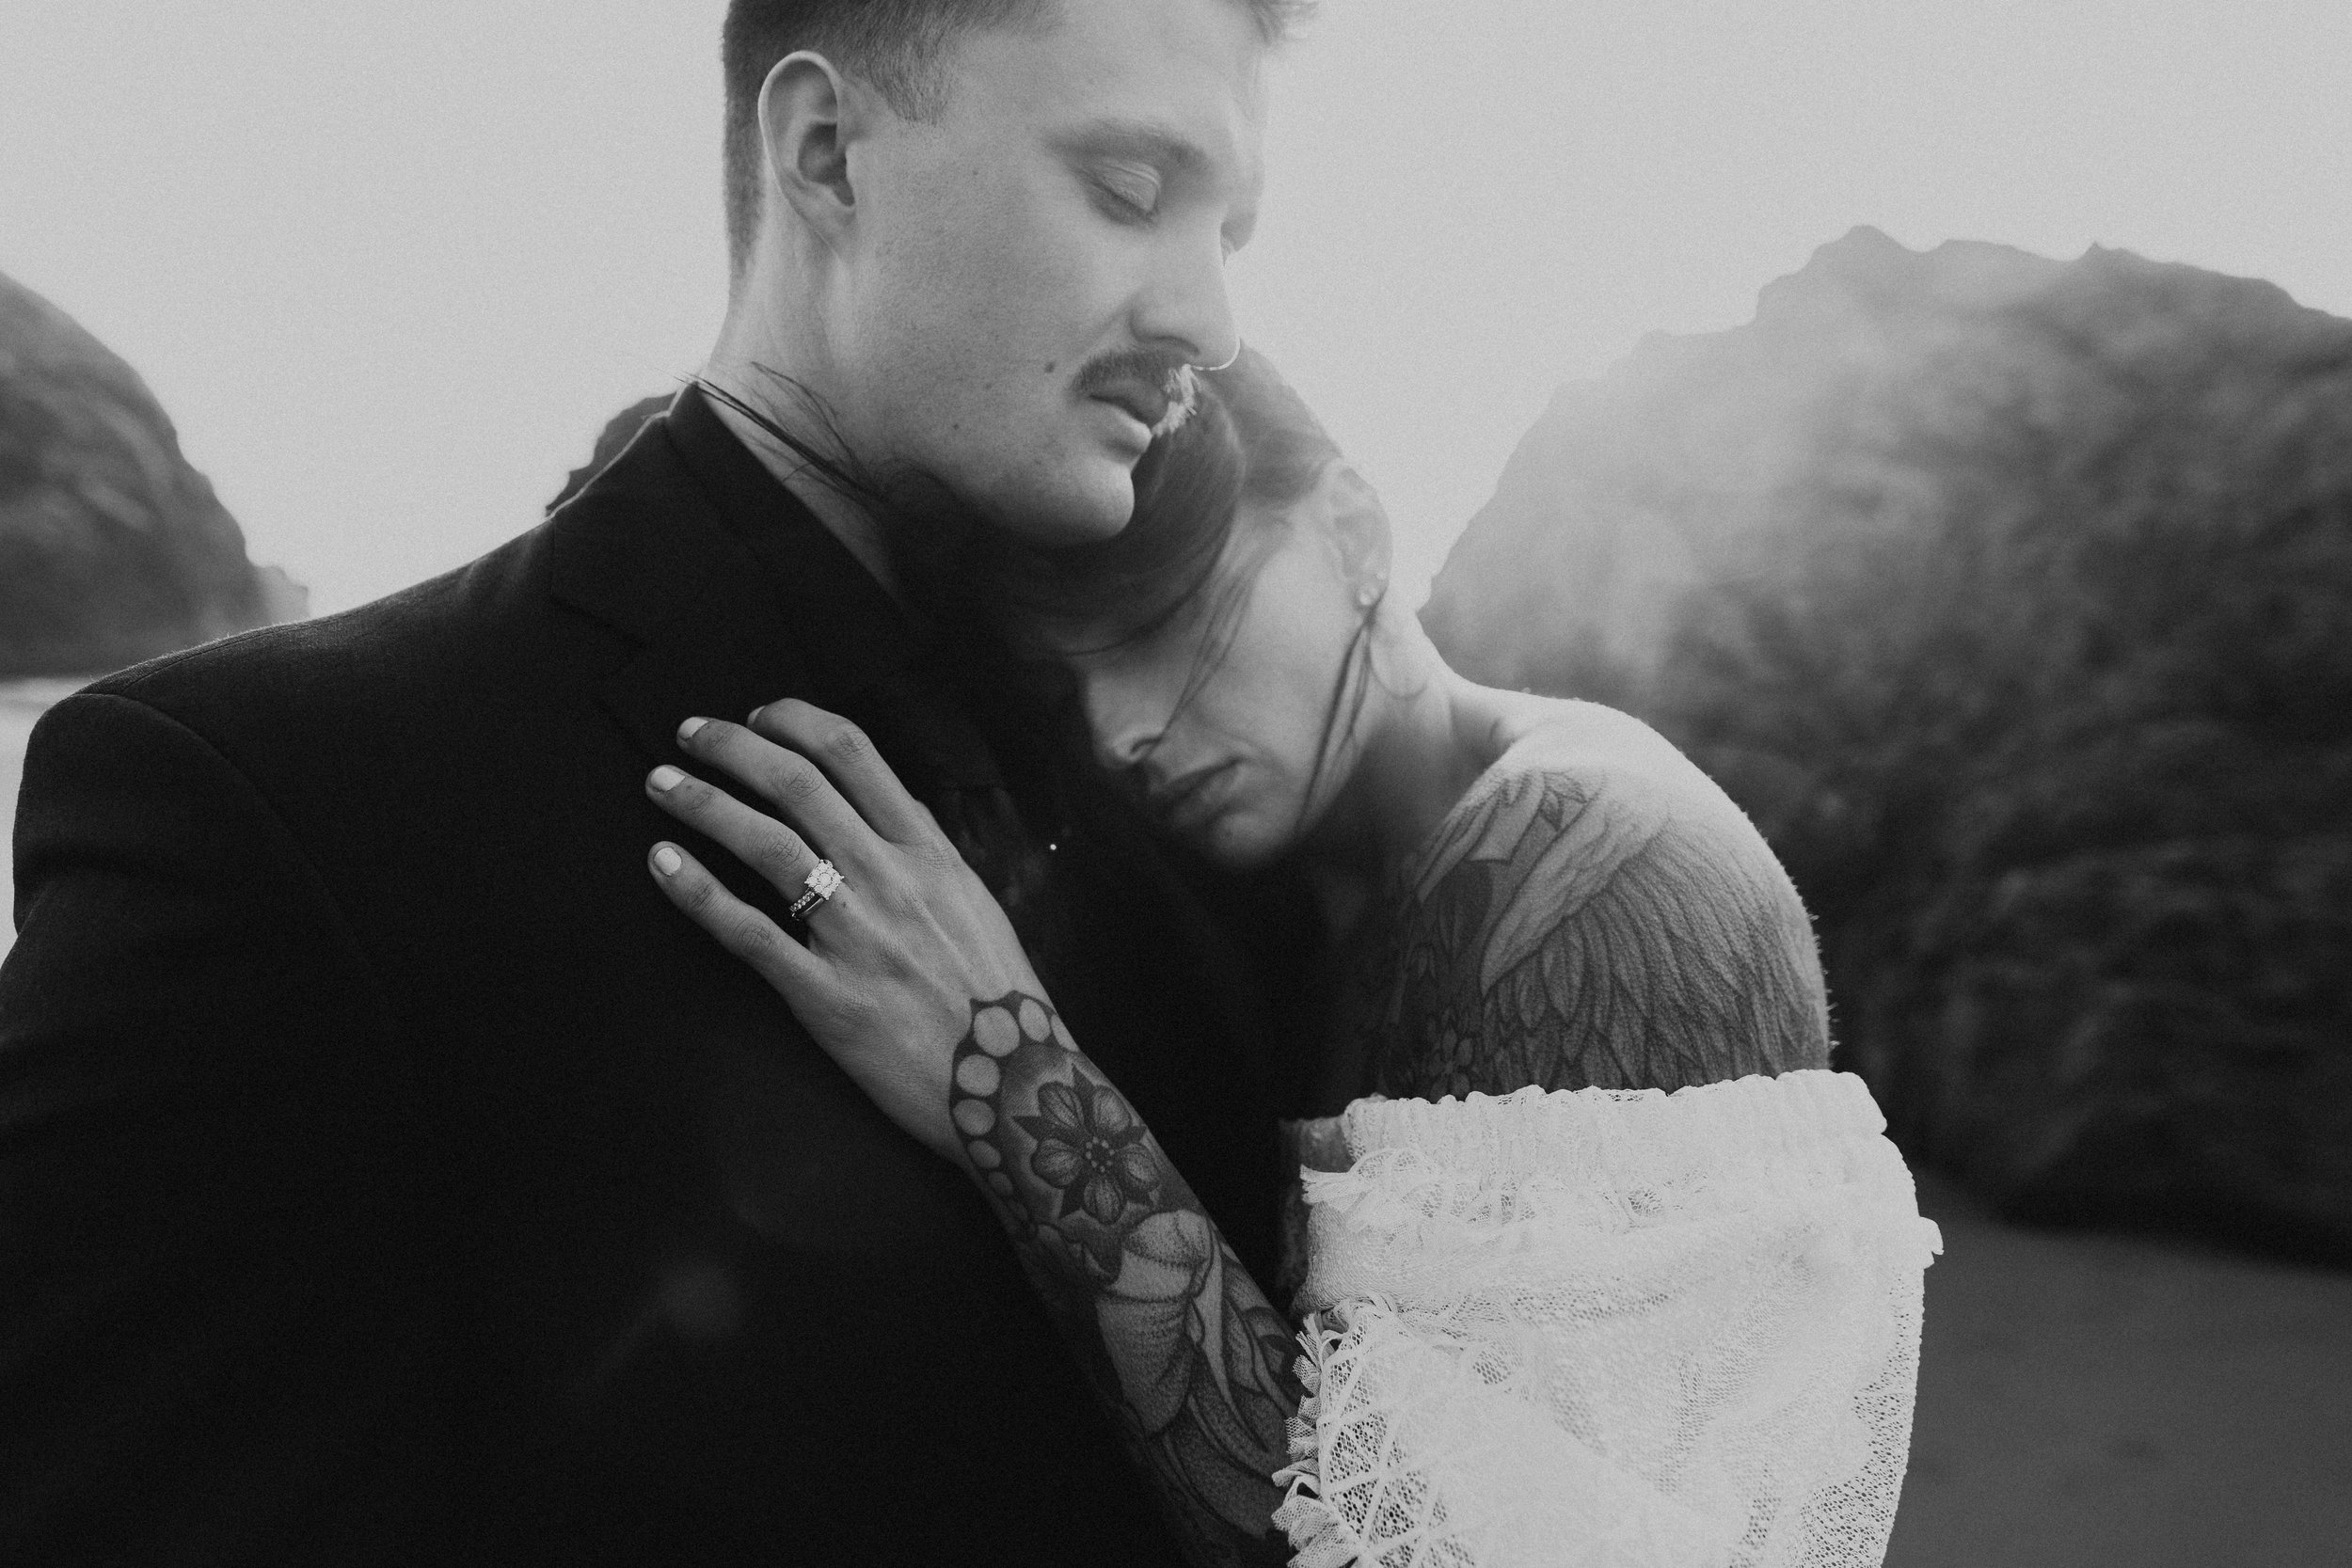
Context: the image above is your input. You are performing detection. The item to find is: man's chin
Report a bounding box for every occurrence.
[985,460,1137,547]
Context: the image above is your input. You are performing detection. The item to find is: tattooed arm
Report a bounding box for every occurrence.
[1370,709,1833,1101]
[946,992,1297,1564]
[642,707,1295,1566]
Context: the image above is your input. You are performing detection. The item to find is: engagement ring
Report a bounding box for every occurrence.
[788,859,846,921]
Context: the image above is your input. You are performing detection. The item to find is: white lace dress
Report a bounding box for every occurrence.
[1271,1071,1942,1568]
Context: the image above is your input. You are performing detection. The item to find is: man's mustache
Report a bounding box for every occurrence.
[1074,351,1200,437]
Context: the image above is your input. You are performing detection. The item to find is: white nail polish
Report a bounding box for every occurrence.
[678,717,710,741]
[649,766,684,792]
[653,846,683,876]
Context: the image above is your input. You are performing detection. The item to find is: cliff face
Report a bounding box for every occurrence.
[1423,226,2084,694]
[0,270,302,677]
[1424,229,2352,1261]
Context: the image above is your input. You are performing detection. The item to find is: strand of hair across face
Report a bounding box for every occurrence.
[1294,593,1384,848]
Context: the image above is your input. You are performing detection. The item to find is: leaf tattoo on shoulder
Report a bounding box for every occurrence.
[1361,764,1829,1101]
[948,993,1296,1566]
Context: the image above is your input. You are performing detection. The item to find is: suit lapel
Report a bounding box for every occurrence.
[545,383,1010,807]
[545,394,820,766]
[594,606,815,769]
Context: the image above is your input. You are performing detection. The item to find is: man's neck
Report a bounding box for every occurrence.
[695,366,913,610]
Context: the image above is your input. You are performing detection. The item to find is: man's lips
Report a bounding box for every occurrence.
[1089,381,1173,432]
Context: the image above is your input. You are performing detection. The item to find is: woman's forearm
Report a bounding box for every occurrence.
[634,713,1300,1558]
[945,989,1298,1567]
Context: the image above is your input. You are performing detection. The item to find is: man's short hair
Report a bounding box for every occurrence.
[720,0,1311,281]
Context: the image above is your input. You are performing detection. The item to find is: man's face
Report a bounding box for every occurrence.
[830,0,1267,545]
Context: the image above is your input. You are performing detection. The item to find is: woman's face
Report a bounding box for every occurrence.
[1058,479,1378,869]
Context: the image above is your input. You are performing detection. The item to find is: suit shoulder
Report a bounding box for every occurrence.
[81,525,577,729]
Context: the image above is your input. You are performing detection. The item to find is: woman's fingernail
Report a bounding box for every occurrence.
[678,717,710,741]
[745,705,766,726]
[652,845,684,876]
[648,765,685,792]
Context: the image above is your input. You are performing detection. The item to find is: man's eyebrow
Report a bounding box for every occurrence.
[1051,119,1214,176]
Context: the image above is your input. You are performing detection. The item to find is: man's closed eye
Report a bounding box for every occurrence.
[1090,164,1163,223]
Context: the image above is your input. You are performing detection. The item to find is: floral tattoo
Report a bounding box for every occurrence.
[948,993,1296,1567]
[1020,1070,1158,1225]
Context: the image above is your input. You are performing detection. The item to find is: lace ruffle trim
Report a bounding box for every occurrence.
[1339,1070,1885,1173]
[1305,1071,1931,1250]
[1269,1313,1356,1568]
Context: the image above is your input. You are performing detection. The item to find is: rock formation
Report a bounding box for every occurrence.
[1424,229,2352,1260]
[0,269,303,677]
[1423,227,2085,695]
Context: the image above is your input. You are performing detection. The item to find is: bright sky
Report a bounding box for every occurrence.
[4,1,2348,614]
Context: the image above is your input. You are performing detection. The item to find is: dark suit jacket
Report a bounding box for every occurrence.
[0,388,1314,1564]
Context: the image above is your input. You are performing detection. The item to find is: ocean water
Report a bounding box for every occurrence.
[0,678,85,963]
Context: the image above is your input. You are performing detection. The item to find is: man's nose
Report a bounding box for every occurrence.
[1131,233,1240,372]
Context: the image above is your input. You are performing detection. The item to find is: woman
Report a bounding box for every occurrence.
[643,354,1938,1565]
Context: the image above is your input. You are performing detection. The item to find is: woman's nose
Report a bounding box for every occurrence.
[1081,673,1167,773]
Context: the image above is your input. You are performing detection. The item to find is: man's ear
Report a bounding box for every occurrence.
[1317,463,1392,608]
[756,52,862,245]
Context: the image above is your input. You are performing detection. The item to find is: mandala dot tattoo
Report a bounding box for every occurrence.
[949,992,1297,1567]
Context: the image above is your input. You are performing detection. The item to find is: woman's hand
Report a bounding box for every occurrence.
[642,700,1041,1166]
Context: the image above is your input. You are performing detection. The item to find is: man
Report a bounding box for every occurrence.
[0,2,1309,1561]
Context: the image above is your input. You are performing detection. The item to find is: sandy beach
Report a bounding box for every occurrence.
[1894,1176,2352,1566]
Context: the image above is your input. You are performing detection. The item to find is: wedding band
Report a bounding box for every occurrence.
[788,860,846,921]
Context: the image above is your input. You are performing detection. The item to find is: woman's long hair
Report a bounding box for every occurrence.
[975,348,1384,836]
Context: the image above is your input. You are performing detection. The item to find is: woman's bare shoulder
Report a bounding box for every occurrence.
[1478,691,1705,786]
[1378,687,1829,1098]
[1402,690,1759,926]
